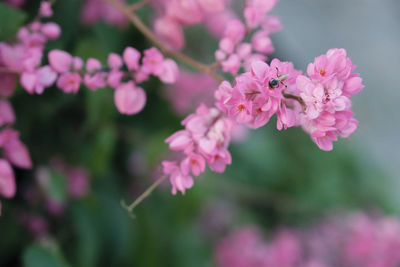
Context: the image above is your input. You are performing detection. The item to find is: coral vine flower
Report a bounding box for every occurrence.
[164,104,233,194]
[297,49,363,151]
[114,82,147,115]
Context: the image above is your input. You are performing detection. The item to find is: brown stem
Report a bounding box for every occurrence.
[121,174,168,218]
[283,92,306,110]
[103,0,224,83]
[128,0,149,12]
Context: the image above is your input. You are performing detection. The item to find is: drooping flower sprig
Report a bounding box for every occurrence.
[0,0,364,216]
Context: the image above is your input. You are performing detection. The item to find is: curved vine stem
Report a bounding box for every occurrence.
[102,0,225,83]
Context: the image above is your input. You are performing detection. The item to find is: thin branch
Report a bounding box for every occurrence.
[283,92,306,110]
[128,0,149,12]
[121,174,169,218]
[103,0,225,83]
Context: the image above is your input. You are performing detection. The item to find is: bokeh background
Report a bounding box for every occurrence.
[0,0,399,266]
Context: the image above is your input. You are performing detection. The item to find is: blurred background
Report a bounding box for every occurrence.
[0,0,399,266]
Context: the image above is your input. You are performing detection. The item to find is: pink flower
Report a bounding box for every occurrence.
[56,72,82,93]
[41,22,61,39]
[251,31,274,54]
[80,0,128,28]
[162,161,194,195]
[39,1,53,17]
[114,82,146,115]
[123,46,140,71]
[197,0,226,13]
[224,19,246,44]
[0,129,32,169]
[83,58,107,90]
[0,100,15,126]
[298,49,363,150]
[154,16,185,50]
[107,53,123,70]
[20,66,57,94]
[158,59,179,84]
[141,47,165,76]
[49,50,73,73]
[166,0,204,26]
[0,159,16,198]
[221,54,241,75]
[180,153,206,176]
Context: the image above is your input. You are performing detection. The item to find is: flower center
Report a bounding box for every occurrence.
[320,69,327,76]
[237,104,245,111]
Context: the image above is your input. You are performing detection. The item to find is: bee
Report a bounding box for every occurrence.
[268,67,288,89]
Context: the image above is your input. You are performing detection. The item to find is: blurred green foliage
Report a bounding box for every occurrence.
[0,1,397,267]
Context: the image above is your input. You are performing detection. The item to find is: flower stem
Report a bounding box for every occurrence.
[283,92,306,110]
[102,0,225,83]
[121,174,168,217]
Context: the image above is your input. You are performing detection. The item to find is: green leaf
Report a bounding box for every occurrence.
[23,244,70,267]
[0,3,27,40]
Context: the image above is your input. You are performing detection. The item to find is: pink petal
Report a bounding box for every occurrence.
[4,139,32,169]
[48,50,73,73]
[114,82,146,115]
[0,159,16,198]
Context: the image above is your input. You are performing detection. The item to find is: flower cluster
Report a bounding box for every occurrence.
[48,46,178,114]
[0,4,60,95]
[163,104,233,194]
[297,48,364,150]
[151,0,234,50]
[215,0,282,75]
[216,213,400,267]
[0,101,32,215]
[216,59,301,130]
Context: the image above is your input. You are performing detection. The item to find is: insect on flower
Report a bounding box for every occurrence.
[269,67,289,89]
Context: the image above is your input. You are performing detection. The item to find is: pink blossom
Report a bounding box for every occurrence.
[162,161,194,195]
[41,22,61,39]
[0,129,32,169]
[0,159,16,198]
[197,0,226,13]
[39,1,53,17]
[224,19,246,44]
[49,50,73,73]
[80,0,128,28]
[180,153,206,176]
[297,49,363,150]
[154,16,185,50]
[164,104,233,193]
[0,100,15,126]
[56,72,82,93]
[166,0,204,26]
[158,59,179,84]
[251,31,274,54]
[107,53,123,70]
[83,58,107,90]
[221,54,241,75]
[20,65,57,94]
[141,47,165,76]
[114,82,146,115]
[123,47,140,71]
